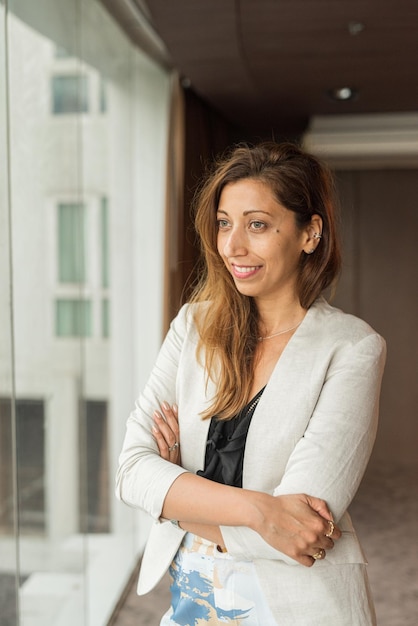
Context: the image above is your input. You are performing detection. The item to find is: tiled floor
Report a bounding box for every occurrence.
[109,463,418,626]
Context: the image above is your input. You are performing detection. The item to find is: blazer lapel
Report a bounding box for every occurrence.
[243,301,323,490]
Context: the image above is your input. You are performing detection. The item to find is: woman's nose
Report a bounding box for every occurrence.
[222,228,247,256]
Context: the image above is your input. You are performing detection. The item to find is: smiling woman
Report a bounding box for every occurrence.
[192,142,341,420]
[116,141,386,625]
[216,179,321,305]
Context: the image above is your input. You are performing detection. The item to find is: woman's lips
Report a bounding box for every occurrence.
[231,264,262,279]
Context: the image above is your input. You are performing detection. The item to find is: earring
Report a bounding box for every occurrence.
[313,233,322,239]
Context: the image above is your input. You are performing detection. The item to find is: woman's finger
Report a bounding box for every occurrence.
[305,496,342,541]
[160,401,180,440]
[152,423,170,460]
[152,403,181,464]
[153,411,175,446]
[153,408,177,447]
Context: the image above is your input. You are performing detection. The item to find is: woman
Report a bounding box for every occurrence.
[116,142,386,625]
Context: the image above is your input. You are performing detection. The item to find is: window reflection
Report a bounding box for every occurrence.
[52,75,89,114]
[55,298,92,337]
[99,78,107,114]
[0,400,46,534]
[0,1,169,623]
[55,196,109,339]
[102,298,110,338]
[57,202,86,283]
[100,197,109,289]
[0,402,16,533]
[81,400,110,534]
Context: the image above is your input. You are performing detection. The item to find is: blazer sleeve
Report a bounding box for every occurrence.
[115,305,191,520]
[220,331,386,561]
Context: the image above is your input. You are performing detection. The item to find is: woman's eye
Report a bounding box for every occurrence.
[217,219,229,229]
[250,220,266,231]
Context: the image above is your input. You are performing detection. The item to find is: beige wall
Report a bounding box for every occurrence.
[332,169,418,469]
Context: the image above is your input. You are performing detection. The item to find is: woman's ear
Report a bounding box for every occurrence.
[303,214,323,254]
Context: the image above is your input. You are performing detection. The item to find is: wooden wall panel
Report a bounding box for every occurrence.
[334,169,418,468]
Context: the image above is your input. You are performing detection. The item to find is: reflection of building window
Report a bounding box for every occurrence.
[56,298,92,337]
[101,196,109,288]
[58,202,86,283]
[54,196,109,338]
[101,196,110,337]
[102,298,110,338]
[0,399,45,534]
[80,400,110,533]
[99,77,107,114]
[52,75,89,114]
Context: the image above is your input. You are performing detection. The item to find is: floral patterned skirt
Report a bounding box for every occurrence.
[160,532,278,626]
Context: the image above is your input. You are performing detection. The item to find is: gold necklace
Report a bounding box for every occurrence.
[257,320,303,342]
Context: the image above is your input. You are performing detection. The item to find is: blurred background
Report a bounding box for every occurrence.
[1,1,417,625]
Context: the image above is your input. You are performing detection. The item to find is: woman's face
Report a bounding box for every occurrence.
[216,179,318,305]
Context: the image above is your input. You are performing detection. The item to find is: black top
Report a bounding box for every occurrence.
[197,387,265,488]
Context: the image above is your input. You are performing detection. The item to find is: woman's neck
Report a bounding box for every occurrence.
[256,295,306,338]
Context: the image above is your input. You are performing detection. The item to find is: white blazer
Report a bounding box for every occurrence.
[116,297,386,624]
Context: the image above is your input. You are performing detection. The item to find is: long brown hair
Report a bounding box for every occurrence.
[190,141,341,420]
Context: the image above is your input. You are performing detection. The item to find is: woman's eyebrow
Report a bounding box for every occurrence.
[216,209,272,216]
[243,210,272,216]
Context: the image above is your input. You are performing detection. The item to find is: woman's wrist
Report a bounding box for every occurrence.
[240,489,270,533]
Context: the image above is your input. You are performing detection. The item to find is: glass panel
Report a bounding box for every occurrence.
[0,2,19,622]
[7,4,87,624]
[58,202,86,283]
[52,75,89,114]
[56,298,92,337]
[3,1,170,624]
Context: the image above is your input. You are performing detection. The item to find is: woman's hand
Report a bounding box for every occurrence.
[152,401,181,465]
[251,491,341,566]
[152,404,341,566]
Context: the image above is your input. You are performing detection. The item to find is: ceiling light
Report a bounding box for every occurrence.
[328,87,358,102]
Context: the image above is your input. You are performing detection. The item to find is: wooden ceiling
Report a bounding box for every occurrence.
[141,0,418,136]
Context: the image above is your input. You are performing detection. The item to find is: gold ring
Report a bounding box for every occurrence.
[325,520,335,538]
[312,549,325,560]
